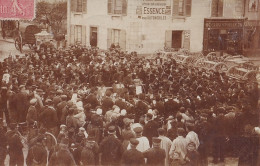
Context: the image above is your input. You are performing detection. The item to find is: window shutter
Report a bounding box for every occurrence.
[165,30,172,48]
[218,0,223,17]
[82,0,87,13]
[185,0,191,16]
[107,28,112,49]
[82,25,86,46]
[211,0,218,17]
[122,0,127,15]
[108,0,113,14]
[70,25,75,45]
[172,0,179,16]
[120,29,126,51]
[183,30,190,49]
[71,0,77,12]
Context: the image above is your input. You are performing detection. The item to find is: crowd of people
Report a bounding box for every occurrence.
[0,44,259,166]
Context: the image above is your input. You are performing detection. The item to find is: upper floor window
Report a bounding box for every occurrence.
[71,0,87,13]
[211,0,223,17]
[108,0,127,15]
[173,0,191,17]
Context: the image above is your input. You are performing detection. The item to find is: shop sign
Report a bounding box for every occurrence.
[205,19,244,29]
[244,20,260,27]
[137,0,171,20]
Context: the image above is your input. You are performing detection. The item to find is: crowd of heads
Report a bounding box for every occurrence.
[0,44,259,165]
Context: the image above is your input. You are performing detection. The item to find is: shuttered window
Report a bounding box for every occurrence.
[211,0,223,17]
[172,0,192,17]
[75,0,87,13]
[112,29,120,44]
[108,0,127,15]
[75,25,82,43]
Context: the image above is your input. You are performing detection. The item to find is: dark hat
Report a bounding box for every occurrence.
[152,137,161,144]
[108,126,116,134]
[133,127,143,133]
[129,138,139,146]
[146,113,153,119]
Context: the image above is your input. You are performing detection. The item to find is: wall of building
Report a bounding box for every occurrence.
[68,0,211,54]
[223,0,244,18]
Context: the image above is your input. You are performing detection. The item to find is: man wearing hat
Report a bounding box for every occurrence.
[6,123,24,166]
[128,126,150,152]
[169,128,188,161]
[0,118,7,166]
[53,89,63,109]
[0,86,9,125]
[26,135,47,166]
[48,138,76,166]
[26,98,38,126]
[143,137,166,165]
[158,128,172,166]
[121,138,145,166]
[80,129,99,165]
[26,98,39,141]
[39,99,58,136]
[16,84,29,122]
[99,125,123,165]
[56,95,68,124]
[143,112,160,147]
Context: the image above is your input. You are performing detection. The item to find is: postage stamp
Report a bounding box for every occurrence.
[0,0,35,20]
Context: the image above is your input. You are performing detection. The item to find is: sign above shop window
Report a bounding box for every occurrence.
[137,0,171,20]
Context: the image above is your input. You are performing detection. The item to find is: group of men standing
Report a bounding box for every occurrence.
[0,44,259,165]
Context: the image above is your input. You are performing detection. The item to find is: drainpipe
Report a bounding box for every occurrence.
[243,0,246,17]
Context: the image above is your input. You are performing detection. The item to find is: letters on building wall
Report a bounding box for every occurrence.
[136,0,171,20]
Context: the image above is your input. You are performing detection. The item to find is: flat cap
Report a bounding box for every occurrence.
[19,85,25,89]
[108,126,116,133]
[36,89,44,93]
[57,89,63,94]
[1,87,7,90]
[152,137,161,144]
[133,127,143,133]
[30,98,37,105]
[45,99,52,103]
[61,95,67,99]
[129,138,139,146]
[146,113,153,119]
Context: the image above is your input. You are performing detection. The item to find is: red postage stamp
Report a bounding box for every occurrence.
[0,0,35,20]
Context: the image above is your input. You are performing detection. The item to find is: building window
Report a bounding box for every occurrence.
[211,0,223,17]
[173,0,191,17]
[75,25,82,43]
[112,29,120,45]
[71,0,87,13]
[108,0,127,15]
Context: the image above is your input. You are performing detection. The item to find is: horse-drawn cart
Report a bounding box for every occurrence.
[13,23,41,52]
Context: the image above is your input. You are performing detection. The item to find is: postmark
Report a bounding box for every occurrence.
[0,0,35,20]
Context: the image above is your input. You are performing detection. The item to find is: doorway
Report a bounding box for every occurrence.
[172,31,182,49]
[90,27,98,47]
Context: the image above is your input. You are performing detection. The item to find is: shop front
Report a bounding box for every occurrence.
[244,20,260,56]
[203,18,245,55]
